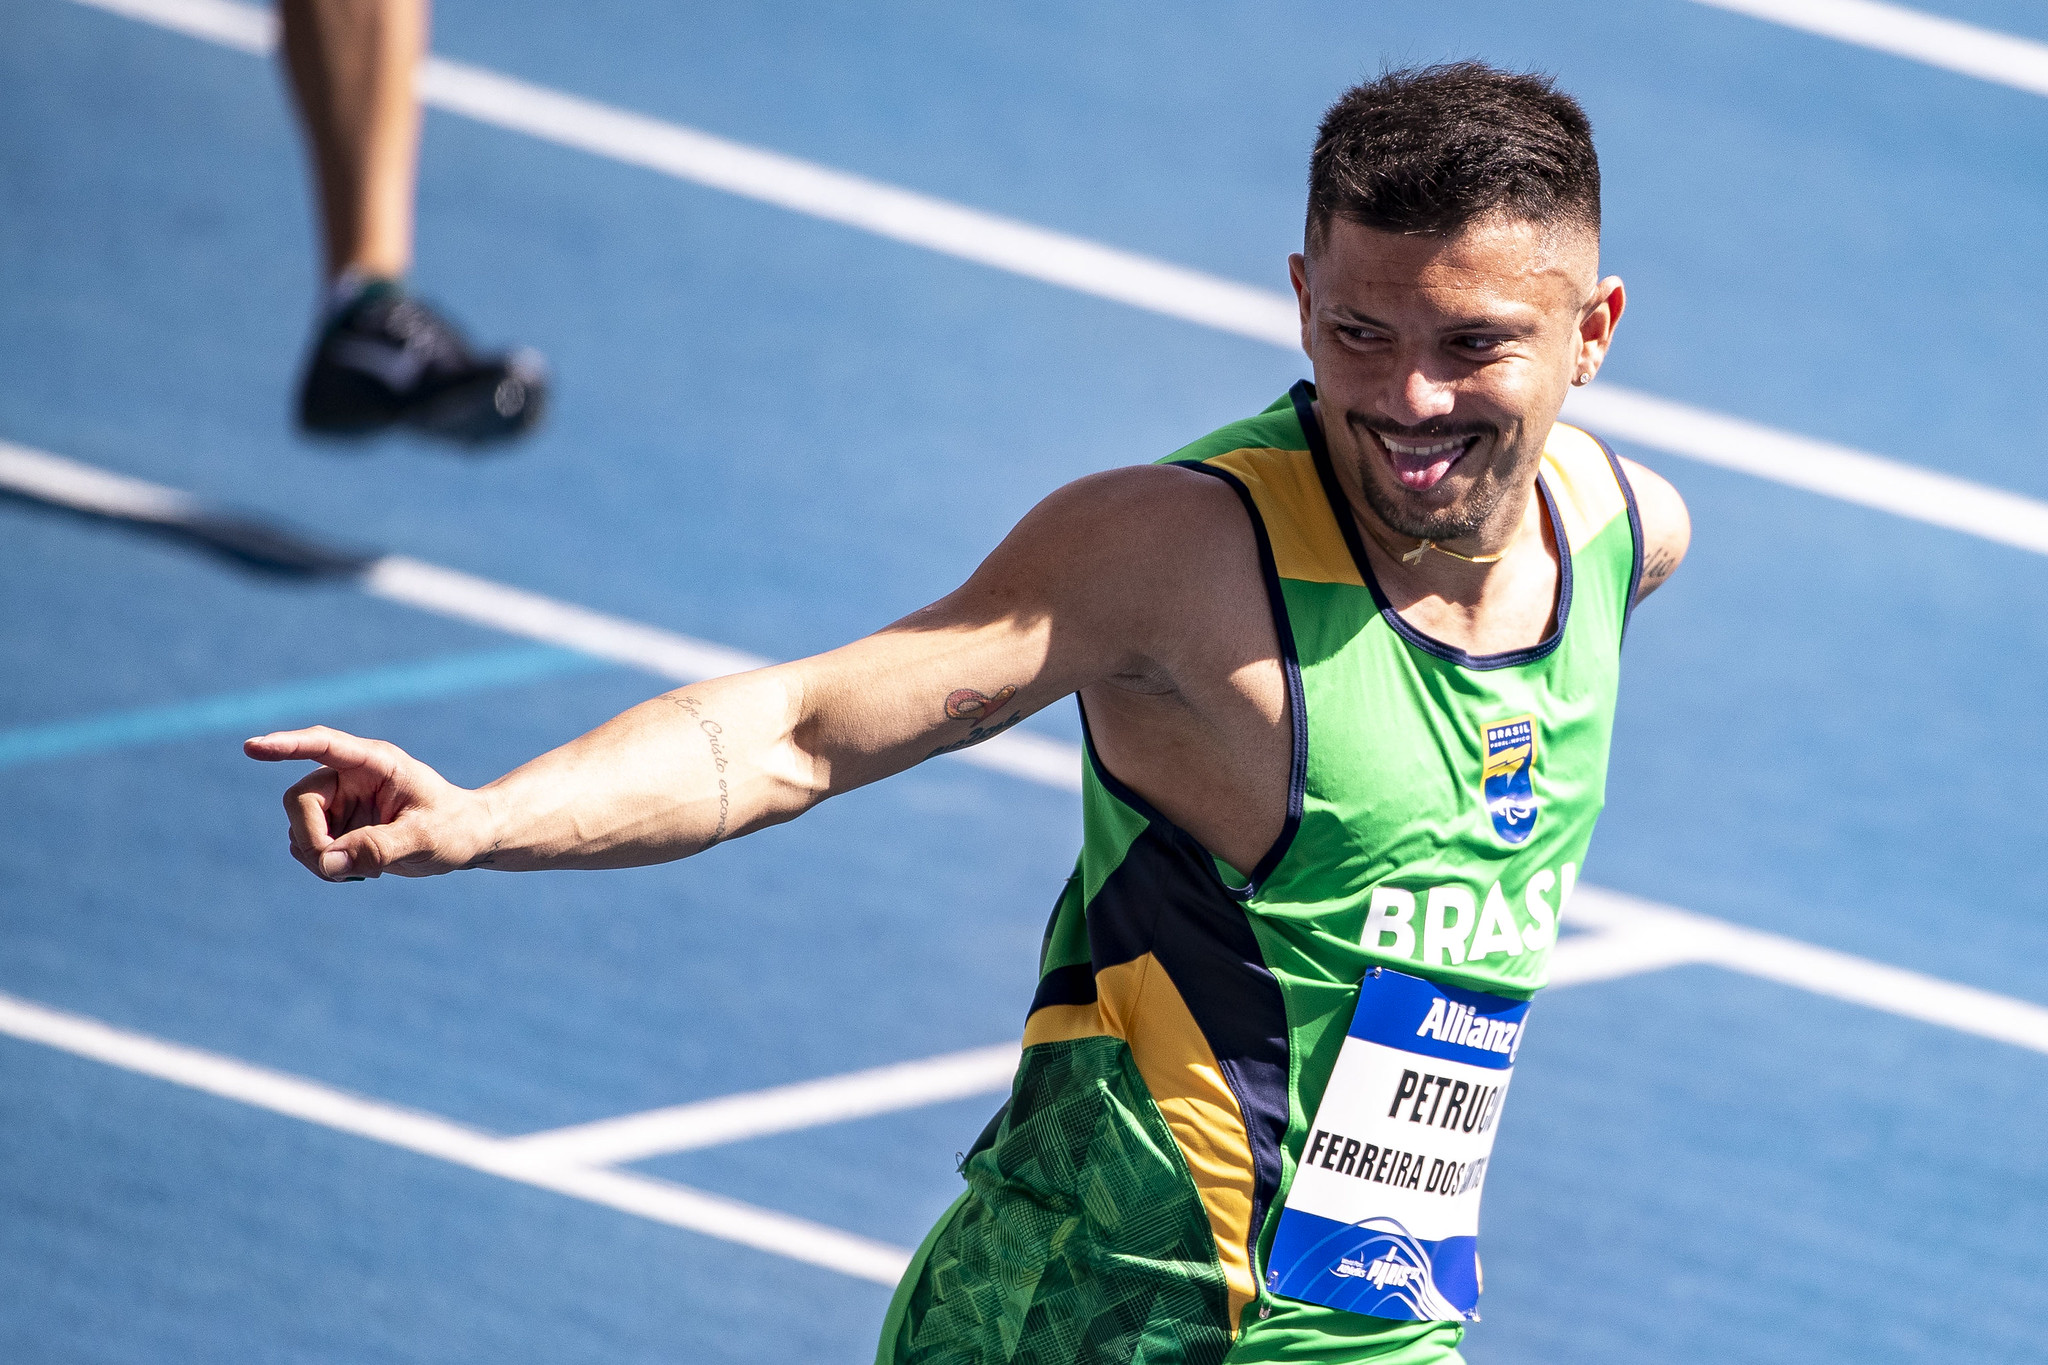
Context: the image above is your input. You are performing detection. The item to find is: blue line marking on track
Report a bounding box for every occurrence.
[0,645,610,770]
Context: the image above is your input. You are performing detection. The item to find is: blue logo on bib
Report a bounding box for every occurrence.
[1481,715,1538,846]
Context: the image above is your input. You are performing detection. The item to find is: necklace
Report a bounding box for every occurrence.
[1401,540,1504,566]
[1359,521,1508,567]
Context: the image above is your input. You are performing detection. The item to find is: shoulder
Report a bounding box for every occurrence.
[1538,425,1689,603]
[1618,457,1690,601]
[971,463,1271,666]
[1007,463,1256,573]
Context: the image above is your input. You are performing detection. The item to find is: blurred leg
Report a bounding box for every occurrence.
[280,0,428,283]
[281,0,545,445]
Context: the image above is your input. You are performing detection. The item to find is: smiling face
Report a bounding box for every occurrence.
[1291,214,1620,547]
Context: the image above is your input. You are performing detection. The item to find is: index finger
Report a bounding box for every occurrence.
[243,726,393,773]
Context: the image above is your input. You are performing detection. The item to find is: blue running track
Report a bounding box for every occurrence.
[3,1,2045,1361]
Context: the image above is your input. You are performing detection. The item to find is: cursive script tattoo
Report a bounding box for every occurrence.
[928,711,1023,758]
[929,683,1026,758]
[1637,546,1681,603]
[671,695,732,844]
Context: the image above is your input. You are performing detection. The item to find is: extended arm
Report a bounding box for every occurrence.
[248,466,1235,880]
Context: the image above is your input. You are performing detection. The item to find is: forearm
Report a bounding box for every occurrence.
[468,668,819,871]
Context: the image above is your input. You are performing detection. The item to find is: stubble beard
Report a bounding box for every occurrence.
[1345,411,1521,543]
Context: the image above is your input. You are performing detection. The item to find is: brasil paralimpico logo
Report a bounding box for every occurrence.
[1480,715,1538,845]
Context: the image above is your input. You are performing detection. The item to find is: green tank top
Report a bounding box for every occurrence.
[880,381,1643,1365]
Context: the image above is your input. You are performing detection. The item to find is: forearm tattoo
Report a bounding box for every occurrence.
[671,695,731,843]
[927,685,1024,759]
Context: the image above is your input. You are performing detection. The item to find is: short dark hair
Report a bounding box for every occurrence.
[1306,62,1600,248]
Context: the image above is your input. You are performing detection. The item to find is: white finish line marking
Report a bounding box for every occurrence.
[64,0,2048,564]
[1691,0,2048,99]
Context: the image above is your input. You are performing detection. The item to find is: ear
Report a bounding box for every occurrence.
[1289,252,1312,357]
[1575,276,1625,384]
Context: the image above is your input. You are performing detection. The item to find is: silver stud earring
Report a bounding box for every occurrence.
[1572,373,1591,386]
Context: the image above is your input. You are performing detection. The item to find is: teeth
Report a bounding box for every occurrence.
[1381,436,1468,458]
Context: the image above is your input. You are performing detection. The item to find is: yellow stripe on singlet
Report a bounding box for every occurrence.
[1201,447,1363,587]
[1024,955,1261,1332]
[1540,422,1629,553]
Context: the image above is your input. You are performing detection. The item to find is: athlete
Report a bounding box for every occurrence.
[247,63,1689,1363]
[282,0,546,444]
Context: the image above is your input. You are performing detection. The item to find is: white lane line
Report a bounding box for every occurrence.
[11,435,2048,1057]
[502,909,2048,1170]
[516,934,1674,1167]
[1543,923,1713,988]
[73,0,1299,347]
[363,556,1085,789]
[501,1162,905,1283]
[0,439,204,521]
[1691,0,2048,98]
[66,0,2048,563]
[1,895,2041,1286]
[415,58,1303,346]
[76,0,268,52]
[361,556,768,687]
[0,989,912,1284]
[0,442,1082,792]
[89,0,2048,112]
[1561,386,2048,557]
[1568,886,2048,1056]
[11,442,2048,1057]
[505,1042,1022,1168]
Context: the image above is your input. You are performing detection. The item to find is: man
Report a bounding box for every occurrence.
[282,0,545,444]
[248,63,1688,1364]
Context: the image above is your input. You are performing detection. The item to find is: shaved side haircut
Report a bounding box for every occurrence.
[1307,62,1601,248]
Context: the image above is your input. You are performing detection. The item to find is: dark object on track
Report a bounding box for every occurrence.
[297,283,547,447]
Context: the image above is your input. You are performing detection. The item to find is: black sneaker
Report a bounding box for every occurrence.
[297,281,547,446]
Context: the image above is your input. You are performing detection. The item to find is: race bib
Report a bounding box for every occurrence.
[1265,967,1530,1322]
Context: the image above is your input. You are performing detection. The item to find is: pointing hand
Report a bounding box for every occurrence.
[244,727,491,881]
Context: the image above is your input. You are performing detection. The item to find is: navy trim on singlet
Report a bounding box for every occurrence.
[1073,458,1307,899]
[1172,460,1308,892]
[1289,378,1575,672]
[1082,827,1292,1292]
[1590,430,1646,640]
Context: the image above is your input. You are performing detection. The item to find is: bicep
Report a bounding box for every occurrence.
[772,605,1068,794]
[1624,457,1691,603]
[779,465,1224,792]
